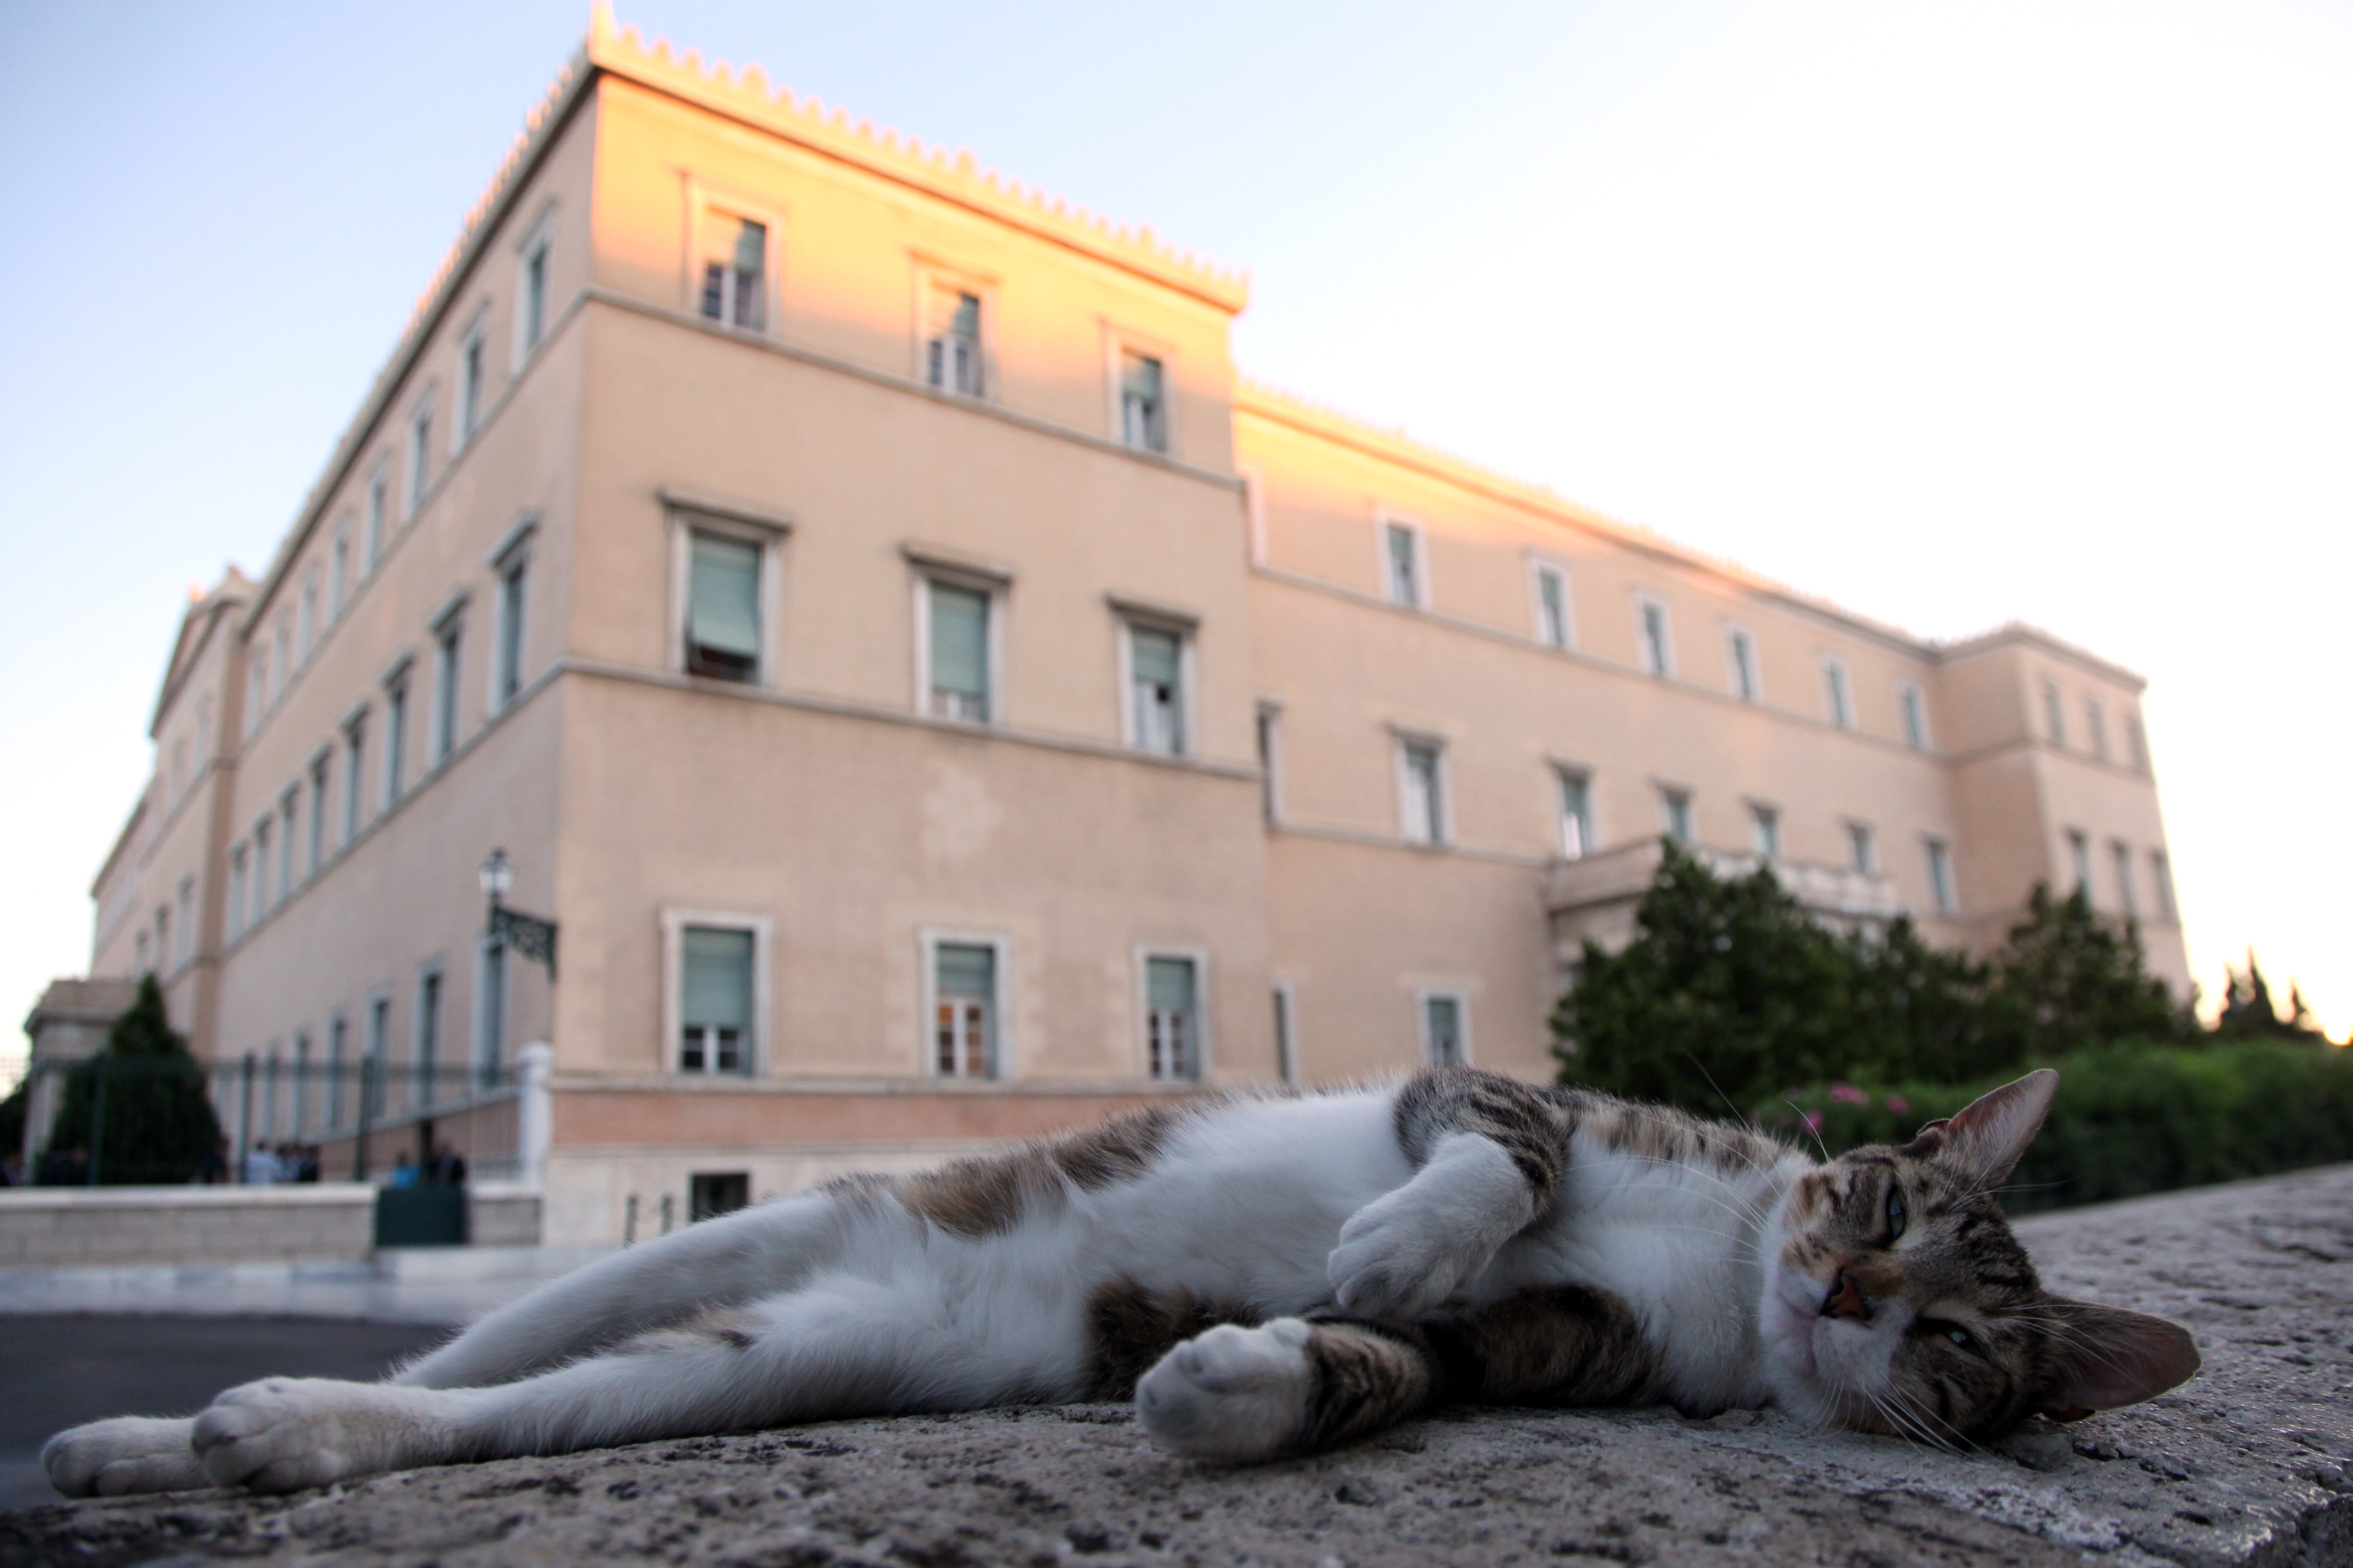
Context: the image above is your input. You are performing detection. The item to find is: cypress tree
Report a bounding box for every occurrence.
[42,975,223,1185]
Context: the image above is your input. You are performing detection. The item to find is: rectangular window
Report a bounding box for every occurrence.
[457,321,486,445]
[933,942,998,1080]
[366,466,389,567]
[2043,681,2066,746]
[416,969,442,1109]
[1925,837,1958,915]
[1145,955,1198,1082]
[1533,563,1570,649]
[1399,739,1445,845]
[228,845,247,940]
[700,214,767,330]
[680,925,755,1074]
[273,617,291,701]
[478,939,507,1085]
[1637,598,1672,677]
[1272,983,1296,1085]
[433,615,463,762]
[291,1033,311,1137]
[343,714,367,841]
[368,995,391,1073]
[331,524,351,619]
[244,653,266,737]
[495,551,528,706]
[684,530,762,683]
[383,674,410,803]
[307,755,330,875]
[174,877,194,967]
[1384,521,1423,608]
[2066,828,2092,892]
[1255,703,1282,825]
[1847,821,1877,875]
[1726,628,1759,702]
[2151,851,2176,922]
[1556,769,1593,860]
[1823,658,1853,729]
[1900,682,1929,751]
[2126,716,2148,773]
[252,819,273,922]
[407,397,433,518]
[2111,840,2136,915]
[926,580,992,721]
[1750,803,1781,859]
[1422,994,1466,1068]
[278,793,297,903]
[926,286,983,396]
[1129,624,1186,755]
[518,227,550,358]
[2086,698,2109,761]
[1660,786,1694,845]
[690,1173,750,1222]
[327,1014,348,1128]
[1119,349,1167,452]
[299,573,319,665]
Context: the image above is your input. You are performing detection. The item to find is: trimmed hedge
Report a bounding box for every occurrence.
[1778,1038,2353,1211]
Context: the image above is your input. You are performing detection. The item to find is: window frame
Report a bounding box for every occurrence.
[2150,850,2177,922]
[1634,594,1674,678]
[454,306,490,451]
[685,186,781,334]
[1135,946,1211,1083]
[406,389,436,521]
[2085,697,2110,761]
[1555,764,1595,860]
[514,204,555,367]
[667,501,787,687]
[430,595,467,765]
[1925,837,1959,915]
[474,932,509,1085]
[1658,784,1695,845]
[330,516,352,621]
[2110,839,2136,916]
[661,908,774,1079]
[1379,515,1428,609]
[911,261,994,399]
[1724,624,1760,703]
[2065,828,2092,893]
[1106,329,1177,456]
[920,928,1012,1082]
[909,559,1008,724]
[1821,655,1855,730]
[414,962,446,1110]
[1749,801,1782,860]
[1899,681,1930,751]
[1272,979,1297,1085]
[1845,819,1878,875]
[2042,679,2067,746]
[1118,611,1196,758]
[365,460,390,569]
[489,518,535,713]
[1529,557,1573,649]
[1416,988,1473,1069]
[1255,701,1284,825]
[307,749,331,878]
[342,707,369,843]
[1395,732,1449,846]
[381,655,413,805]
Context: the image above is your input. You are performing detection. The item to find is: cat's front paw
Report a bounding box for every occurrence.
[1136,1319,1312,1463]
[42,1417,208,1498]
[192,1378,441,1494]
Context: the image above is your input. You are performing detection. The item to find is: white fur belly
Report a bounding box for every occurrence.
[1481,1140,1789,1413]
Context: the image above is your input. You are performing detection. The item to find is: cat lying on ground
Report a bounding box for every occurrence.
[43,1065,2197,1497]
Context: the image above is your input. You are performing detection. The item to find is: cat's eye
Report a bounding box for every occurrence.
[1918,1318,1978,1354]
[1885,1185,1906,1243]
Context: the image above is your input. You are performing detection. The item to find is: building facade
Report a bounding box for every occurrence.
[80,13,2186,1245]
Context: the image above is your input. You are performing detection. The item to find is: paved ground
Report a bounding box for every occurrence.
[4,1163,2350,1566]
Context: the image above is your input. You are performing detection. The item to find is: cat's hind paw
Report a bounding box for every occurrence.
[192,1377,441,1494]
[1135,1318,1312,1464]
[41,1417,208,1498]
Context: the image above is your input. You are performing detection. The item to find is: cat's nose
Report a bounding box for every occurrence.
[1820,1269,1871,1322]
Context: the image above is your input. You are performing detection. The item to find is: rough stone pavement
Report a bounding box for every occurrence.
[5,1163,2351,1567]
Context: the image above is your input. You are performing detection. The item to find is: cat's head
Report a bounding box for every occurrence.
[1759,1068,2199,1444]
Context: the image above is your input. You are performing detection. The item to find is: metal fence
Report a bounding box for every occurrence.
[9,1052,524,1187]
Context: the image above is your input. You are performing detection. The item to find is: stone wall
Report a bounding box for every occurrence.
[0,1182,542,1266]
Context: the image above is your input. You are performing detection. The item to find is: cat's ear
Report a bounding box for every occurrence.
[1902,1068,2057,1189]
[2033,1297,2201,1420]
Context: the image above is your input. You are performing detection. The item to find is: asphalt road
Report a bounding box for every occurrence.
[0,1315,454,1509]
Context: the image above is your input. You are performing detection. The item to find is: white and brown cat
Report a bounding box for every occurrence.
[43,1065,2197,1497]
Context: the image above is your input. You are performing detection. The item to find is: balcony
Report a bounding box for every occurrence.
[1545,839,1901,966]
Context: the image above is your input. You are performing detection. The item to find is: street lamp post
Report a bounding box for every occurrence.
[480,848,558,980]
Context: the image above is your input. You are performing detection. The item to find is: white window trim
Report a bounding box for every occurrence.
[430,592,470,765]
[1393,730,1450,846]
[1898,680,1931,751]
[473,932,510,1079]
[682,180,785,334]
[1240,465,1268,565]
[1255,700,1284,826]
[454,306,491,452]
[1925,837,1959,915]
[1748,799,1782,859]
[1529,556,1574,649]
[660,908,775,1079]
[488,516,537,714]
[1272,979,1298,1085]
[909,258,996,398]
[1135,945,1212,1082]
[365,459,392,570]
[1634,594,1674,677]
[1377,513,1430,609]
[1820,655,1854,730]
[919,928,1013,1082]
[1103,325,1179,457]
[1115,609,1197,758]
[513,202,556,370]
[1658,783,1695,844]
[413,959,447,1082]
[1553,761,1596,860]
[406,387,436,521]
[911,565,1008,724]
[1724,624,1761,703]
[1415,987,1474,1068]
[1845,819,1878,875]
[666,501,788,686]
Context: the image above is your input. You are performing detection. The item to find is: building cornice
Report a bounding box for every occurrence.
[1939,620,2148,691]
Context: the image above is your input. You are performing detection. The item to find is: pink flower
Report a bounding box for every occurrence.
[1829,1082,1870,1105]
[1885,1095,1909,1115]
[1801,1110,1825,1134]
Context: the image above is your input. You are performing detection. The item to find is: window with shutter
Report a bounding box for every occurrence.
[1422,995,1465,1068]
[934,942,996,1079]
[928,287,982,395]
[686,532,761,682]
[1119,350,1167,452]
[1145,956,1197,1081]
[681,926,755,1074]
[1129,625,1183,755]
[701,215,766,330]
[928,582,990,720]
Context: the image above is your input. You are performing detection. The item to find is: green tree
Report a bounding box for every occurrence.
[1983,884,2189,1059]
[2212,950,2329,1043]
[41,975,222,1185]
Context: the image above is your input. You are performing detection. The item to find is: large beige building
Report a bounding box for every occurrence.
[77,14,2185,1245]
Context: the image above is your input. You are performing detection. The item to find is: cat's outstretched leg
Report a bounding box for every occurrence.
[189,1277,1048,1494]
[1326,1068,1569,1320]
[395,1187,871,1389]
[42,1417,208,1499]
[1138,1284,1659,1463]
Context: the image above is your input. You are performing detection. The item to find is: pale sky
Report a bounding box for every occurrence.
[2,0,2345,1063]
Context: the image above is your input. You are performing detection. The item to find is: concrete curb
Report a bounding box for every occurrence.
[5,1163,2349,1565]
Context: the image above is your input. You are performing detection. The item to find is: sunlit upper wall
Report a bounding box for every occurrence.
[581,14,1244,472]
